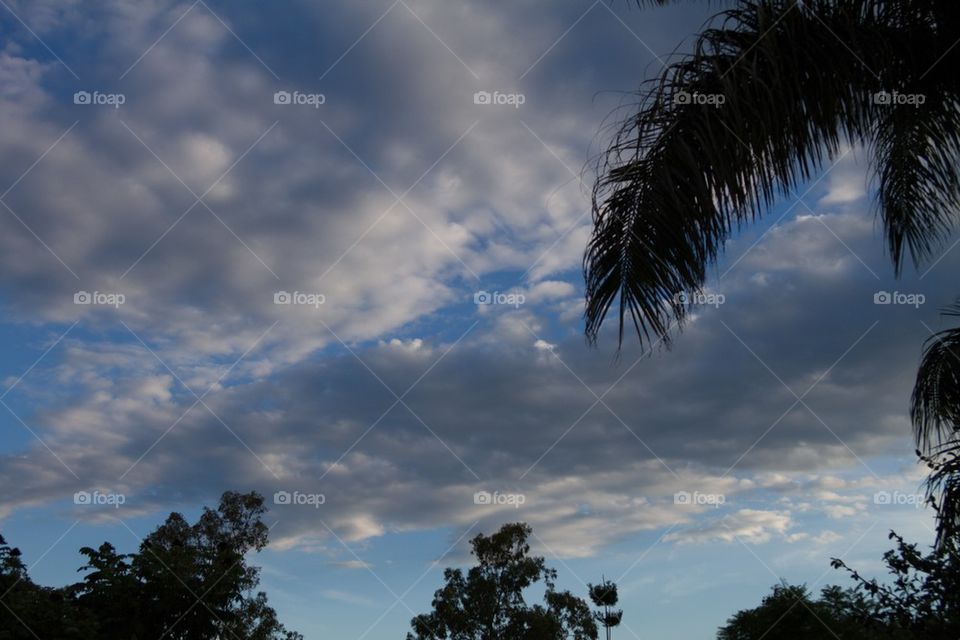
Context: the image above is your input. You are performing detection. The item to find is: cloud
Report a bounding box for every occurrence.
[823,504,864,519]
[320,589,380,608]
[666,509,794,545]
[0,0,616,368]
[817,147,870,206]
[329,560,372,570]
[0,0,952,566]
[812,530,843,545]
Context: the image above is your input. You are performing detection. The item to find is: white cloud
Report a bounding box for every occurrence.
[666,509,794,545]
[818,148,869,206]
[0,0,951,568]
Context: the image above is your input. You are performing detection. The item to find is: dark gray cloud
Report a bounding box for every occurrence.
[1,200,954,554]
[0,0,951,558]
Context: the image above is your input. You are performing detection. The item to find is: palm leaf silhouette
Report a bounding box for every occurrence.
[588,0,960,543]
[586,0,960,345]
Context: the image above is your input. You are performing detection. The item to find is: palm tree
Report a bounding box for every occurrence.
[585,0,960,540]
[912,301,960,546]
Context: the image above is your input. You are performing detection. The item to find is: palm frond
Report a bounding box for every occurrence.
[912,301,960,547]
[923,438,960,547]
[871,0,960,274]
[587,0,960,346]
[587,0,887,345]
[911,301,960,449]
[874,99,960,272]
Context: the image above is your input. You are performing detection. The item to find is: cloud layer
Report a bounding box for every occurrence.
[0,0,951,568]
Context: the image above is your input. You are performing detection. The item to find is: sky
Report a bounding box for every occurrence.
[0,1,955,638]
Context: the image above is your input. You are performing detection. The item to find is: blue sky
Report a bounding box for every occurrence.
[0,1,954,638]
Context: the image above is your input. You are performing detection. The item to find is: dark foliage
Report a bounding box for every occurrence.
[407,523,598,640]
[587,0,960,346]
[717,582,877,639]
[720,530,960,639]
[830,531,960,638]
[912,301,960,546]
[0,492,302,640]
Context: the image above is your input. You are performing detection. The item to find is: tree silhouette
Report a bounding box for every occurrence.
[912,300,960,546]
[586,0,960,346]
[588,578,623,640]
[407,523,599,640]
[717,582,875,639]
[831,531,960,638]
[0,534,98,639]
[0,492,302,640]
[71,542,141,638]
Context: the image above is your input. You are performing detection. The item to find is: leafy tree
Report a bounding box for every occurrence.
[130,490,301,640]
[407,523,598,640]
[831,531,960,638]
[588,578,623,640]
[0,534,97,639]
[0,491,301,640]
[71,542,142,638]
[719,532,960,639]
[718,582,877,640]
